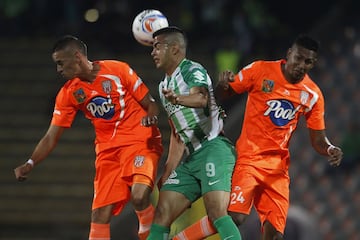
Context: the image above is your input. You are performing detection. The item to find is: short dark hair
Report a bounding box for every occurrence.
[52,35,87,55]
[294,34,319,52]
[153,26,185,38]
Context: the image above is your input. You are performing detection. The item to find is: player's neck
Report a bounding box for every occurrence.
[165,57,184,76]
[79,61,99,83]
[281,62,302,84]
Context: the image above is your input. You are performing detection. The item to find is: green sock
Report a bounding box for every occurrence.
[213,215,242,240]
[147,223,170,240]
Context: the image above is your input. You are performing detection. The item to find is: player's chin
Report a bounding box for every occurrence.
[293,71,305,81]
[153,60,161,69]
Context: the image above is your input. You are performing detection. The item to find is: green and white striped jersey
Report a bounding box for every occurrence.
[159,59,224,153]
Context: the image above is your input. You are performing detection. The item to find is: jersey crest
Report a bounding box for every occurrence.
[102,80,112,94]
[261,79,274,93]
[73,88,87,103]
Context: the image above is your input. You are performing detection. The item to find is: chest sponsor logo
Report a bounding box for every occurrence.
[264,99,301,126]
[87,96,115,119]
[163,102,185,116]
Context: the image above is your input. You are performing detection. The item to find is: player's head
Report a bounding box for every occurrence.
[151,26,187,74]
[52,35,88,80]
[284,34,319,83]
[52,35,88,56]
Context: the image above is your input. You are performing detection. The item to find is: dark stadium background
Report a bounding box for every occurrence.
[1,1,359,239]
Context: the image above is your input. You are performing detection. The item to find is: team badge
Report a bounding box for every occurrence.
[134,155,145,167]
[262,79,274,93]
[73,88,86,103]
[102,80,112,94]
[300,91,309,105]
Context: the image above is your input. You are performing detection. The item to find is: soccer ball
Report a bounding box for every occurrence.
[132,9,169,46]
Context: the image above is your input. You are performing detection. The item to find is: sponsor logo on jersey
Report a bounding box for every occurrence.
[264,99,301,126]
[193,69,206,84]
[102,80,112,94]
[261,79,274,93]
[86,96,115,119]
[163,101,185,116]
[134,155,145,167]
[73,88,87,103]
[164,170,180,185]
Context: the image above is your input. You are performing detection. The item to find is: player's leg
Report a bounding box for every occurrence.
[131,180,155,240]
[172,215,216,240]
[255,169,289,240]
[199,136,241,239]
[173,136,240,240]
[148,158,201,240]
[89,148,130,240]
[89,205,114,240]
[203,191,241,239]
[262,221,284,240]
[129,146,162,240]
[226,164,261,237]
[147,190,192,240]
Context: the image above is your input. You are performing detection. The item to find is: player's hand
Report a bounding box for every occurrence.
[327,146,343,167]
[14,163,33,182]
[141,115,158,127]
[162,88,178,105]
[218,70,235,91]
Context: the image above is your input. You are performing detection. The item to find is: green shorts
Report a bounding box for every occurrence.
[161,136,236,202]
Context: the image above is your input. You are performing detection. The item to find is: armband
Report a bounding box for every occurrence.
[327,145,335,155]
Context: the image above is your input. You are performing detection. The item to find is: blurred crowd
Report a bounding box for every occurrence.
[1,0,358,239]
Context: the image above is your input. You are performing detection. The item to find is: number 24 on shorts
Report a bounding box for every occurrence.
[230,187,245,205]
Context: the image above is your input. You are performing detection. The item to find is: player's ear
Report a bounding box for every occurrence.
[74,50,85,63]
[286,48,292,59]
[171,43,180,55]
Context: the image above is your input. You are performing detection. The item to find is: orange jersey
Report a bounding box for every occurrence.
[230,60,325,170]
[51,60,161,152]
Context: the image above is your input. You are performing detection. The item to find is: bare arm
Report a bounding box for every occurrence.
[309,129,343,167]
[139,93,160,126]
[158,124,185,188]
[14,125,65,181]
[162,86,209,108]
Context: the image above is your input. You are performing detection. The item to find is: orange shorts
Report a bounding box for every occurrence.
[92,141,162,215]
[228,164,290,234]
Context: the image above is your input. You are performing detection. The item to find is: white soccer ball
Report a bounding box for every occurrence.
[132,9,169,46]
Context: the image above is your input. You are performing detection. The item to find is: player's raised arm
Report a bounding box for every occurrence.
[14,125,65,181]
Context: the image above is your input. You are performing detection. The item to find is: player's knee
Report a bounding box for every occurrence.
[131,183,152,209]
[131,190,150,209]
[91,206,113,223]
[152,202,172,225]
[229,211,247,226]
[207,208,228,222]
[203,192,230,221]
